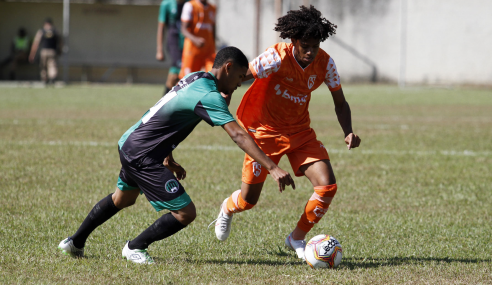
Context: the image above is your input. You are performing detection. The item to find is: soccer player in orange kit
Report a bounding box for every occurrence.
[211,6,361,260]
[179,0,216,79]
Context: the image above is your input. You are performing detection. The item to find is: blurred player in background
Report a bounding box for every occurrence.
[179,0,216,78]
[156,0,188,95]
[29,18,60,84]
[0,27,30,80]
[57,47,294,264]
[211,6,361,260]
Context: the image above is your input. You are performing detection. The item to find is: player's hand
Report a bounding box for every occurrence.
[164,160,187,180]
[345,133,361,150]
[156,51,165,61]
[269,166,296,193]
[192,37,206,48]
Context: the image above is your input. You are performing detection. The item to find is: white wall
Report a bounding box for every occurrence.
[217,0,492,85]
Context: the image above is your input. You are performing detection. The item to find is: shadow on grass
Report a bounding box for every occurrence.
[340,256,492,269]
[186,256,492,268]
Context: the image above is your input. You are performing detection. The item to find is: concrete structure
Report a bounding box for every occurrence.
[1,0,491,85]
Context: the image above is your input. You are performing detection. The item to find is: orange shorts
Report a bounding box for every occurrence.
[242,128,330,184]
[179,50,216,79]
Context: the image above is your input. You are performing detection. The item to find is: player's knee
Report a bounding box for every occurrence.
[173,202,196,225]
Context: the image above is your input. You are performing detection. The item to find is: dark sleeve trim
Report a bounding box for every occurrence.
[194,101,215,126]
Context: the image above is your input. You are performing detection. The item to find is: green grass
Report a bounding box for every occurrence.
[1,84,491,284]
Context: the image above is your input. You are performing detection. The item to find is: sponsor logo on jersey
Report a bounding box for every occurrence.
[274,84,308,105]
[308,75,317,89]
[252,162,262,177]
[313,206,328,218]
[248,128,256,133]
[165,179,180,193]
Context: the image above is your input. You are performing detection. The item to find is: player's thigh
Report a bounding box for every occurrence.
[112,187,140,209]
[115,166,141,209]
[299,159,336,187]
[286,129,333,185]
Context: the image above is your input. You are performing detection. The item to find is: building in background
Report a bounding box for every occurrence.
[0,0,491,86]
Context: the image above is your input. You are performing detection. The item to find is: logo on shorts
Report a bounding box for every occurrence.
[165,179,180,193]
[320,143,326,149]
[252,162,262,177]
[308,75,317,89]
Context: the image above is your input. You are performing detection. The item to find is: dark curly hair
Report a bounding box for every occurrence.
[274,5,337,42]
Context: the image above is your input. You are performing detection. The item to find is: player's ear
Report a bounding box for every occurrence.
[225,61,233,74]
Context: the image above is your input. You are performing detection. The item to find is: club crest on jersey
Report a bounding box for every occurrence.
[165,179,180,193]
[308,75,317,89]
[252,162,262,177]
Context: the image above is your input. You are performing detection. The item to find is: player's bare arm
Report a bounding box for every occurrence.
[242,68,254,82]
[156,21,166,61]
[222,121,295,192]
[331,88,361,150]
[164,152,186,180]
[29,30,43,63]
[181,21,205,48]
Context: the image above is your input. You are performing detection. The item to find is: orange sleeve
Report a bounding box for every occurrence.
[248,44,283,80]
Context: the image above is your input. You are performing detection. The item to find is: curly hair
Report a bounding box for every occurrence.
[274,5,337,42]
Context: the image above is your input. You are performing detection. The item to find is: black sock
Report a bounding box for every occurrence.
[71,193,120,248]
[129,212,187,250]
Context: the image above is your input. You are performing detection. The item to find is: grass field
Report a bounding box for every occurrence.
[1,84,491,284]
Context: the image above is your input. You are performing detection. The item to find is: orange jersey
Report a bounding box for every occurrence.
[237,42,341,136]
[181,0,216,55]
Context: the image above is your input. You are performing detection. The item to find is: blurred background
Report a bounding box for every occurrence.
[0,0,491,86]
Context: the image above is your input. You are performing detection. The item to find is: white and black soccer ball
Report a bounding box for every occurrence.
[304,234,343,269]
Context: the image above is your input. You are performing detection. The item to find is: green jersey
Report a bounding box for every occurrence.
[119,72,235,167]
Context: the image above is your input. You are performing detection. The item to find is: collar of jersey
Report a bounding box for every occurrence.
[207,71,218,85]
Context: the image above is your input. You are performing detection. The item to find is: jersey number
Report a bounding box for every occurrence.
[142,91,178,124]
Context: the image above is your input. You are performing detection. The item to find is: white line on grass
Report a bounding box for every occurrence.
[2,140,491,157]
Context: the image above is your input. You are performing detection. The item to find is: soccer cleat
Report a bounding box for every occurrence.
[208,198,233,241]
[285,232,306,260]
[58,237,84,258]
[122,241,155,264]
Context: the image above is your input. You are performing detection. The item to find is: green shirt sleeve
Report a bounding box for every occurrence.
[195,91,235,127]
[158,0,168,24]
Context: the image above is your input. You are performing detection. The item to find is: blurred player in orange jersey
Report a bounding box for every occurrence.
[211,6,361,260]
[179,0,216,79]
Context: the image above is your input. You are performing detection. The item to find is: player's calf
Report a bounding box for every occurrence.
[297,184,338,233]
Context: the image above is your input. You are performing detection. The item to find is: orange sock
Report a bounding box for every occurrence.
[225,190,255,214]
[297,184,337,233]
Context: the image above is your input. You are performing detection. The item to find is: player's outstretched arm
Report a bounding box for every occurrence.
[164,152,186,180]
[222,121,295,192]
[331,88,361,150]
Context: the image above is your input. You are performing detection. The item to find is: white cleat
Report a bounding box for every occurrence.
[285,232,306,260]
[209,198,233,241]
[58,237,84,258]
[122,241,155,264]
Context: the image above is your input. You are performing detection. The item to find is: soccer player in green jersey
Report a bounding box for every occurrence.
[156,0,188,95]
[58,47,295,264]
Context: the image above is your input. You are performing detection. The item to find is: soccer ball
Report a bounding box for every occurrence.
[304,234,343,269]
